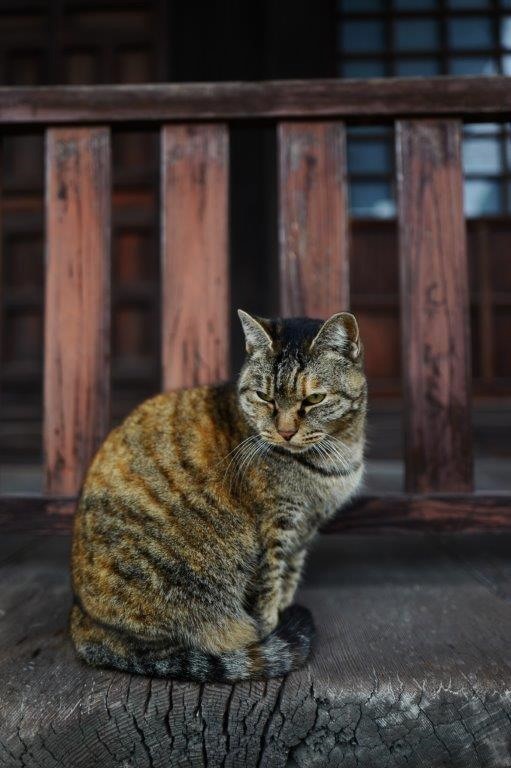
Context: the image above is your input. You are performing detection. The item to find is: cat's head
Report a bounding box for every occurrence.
[237,310,366,452]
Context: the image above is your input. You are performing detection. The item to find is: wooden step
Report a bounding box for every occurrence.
[0,533,510,767]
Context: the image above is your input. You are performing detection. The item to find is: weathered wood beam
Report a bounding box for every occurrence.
[44,128,111,496]
[396,120,472,493]
[161,123,229,389]
[2,494,511,534]
[3,533,511,766]
[278,121,349,316]
[2,77,511,125]
[325,493,511,534]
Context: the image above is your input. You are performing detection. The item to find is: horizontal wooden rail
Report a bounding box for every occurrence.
[325,493,511,535]
[2,494,511,535]
[1,77,511,125]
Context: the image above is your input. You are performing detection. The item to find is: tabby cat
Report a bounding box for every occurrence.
[71,310,367,682]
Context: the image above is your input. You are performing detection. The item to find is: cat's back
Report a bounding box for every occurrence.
[71,382,259,638]
[83,382,238,486]
[74,382,251,541]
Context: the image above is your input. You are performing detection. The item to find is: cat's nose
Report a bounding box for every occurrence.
[278,429,297,442]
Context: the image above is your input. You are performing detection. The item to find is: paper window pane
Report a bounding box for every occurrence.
[464,179,502,215]
[395,58,440,75]
[341,21,386,53]
[348,140,392,174]
[448,0,490,7]
[394,20,439,50]
[340,0,385,10]
[464,123,500,136]
[449,56,497,74]
[342,60,386,77]
[500,17,511,49]
[350,181,396,218]
[448,18,493,50]
[393,0,436,8]
[463,138,503,174]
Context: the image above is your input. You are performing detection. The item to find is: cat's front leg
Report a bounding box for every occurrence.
[254,510,305,636]
[253,536,286,637]
[280,549,306,610]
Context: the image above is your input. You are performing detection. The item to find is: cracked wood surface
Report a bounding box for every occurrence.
[0,534,510,767]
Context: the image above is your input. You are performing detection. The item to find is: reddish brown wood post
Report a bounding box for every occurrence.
[44,128,111,496]
[161,124,229,389]
[278,122,349,316]
[396,120,473,492]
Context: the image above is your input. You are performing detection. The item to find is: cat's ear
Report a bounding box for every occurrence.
[310,312,361,360]
[237,310,273,354]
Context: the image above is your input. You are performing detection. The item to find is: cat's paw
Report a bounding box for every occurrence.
[257,608,279,638]
[279,592,294,611]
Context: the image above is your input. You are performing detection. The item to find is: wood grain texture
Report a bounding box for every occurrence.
[161,123,229,389]
[278,121,349,317]
[0,497,75,534]
[1,534,511,766]
[2,77,511,124]
[397,120,473,493]
[44,128,111,496]
[325,493,511,534]
[2,494,511,534]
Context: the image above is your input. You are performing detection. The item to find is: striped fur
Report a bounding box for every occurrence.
[71,312,366,681]
[71,601,313,682]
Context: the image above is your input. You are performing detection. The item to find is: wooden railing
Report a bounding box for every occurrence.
[1,76,510,534]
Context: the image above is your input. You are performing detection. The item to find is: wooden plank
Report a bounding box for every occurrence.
[2,494,511,535]
[0,496,75,533]
[396,120,472,493]
[2,77,511,125]
[325,493,511,535]
[2,533,511,764]
[44,127,111,496]
[278,122,349,317]
[161,123,229,389]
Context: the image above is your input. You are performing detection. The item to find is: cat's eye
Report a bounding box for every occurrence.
[256,390,274,403]
[303,393,326,406]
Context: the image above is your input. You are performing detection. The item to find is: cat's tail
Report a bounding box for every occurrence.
[72,604,315,682]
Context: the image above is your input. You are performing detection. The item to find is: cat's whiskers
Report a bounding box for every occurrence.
[223,442,256,488]
[216,434,259,469]
[322,444,350,472]
[320,435,353,471]
[239,436,269,486]
[314,441,335,467]
[220,435,260,484]
[225,435,263,493]
[231,436,267,494]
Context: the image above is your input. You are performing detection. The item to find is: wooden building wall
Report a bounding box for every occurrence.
[1,0,510,464]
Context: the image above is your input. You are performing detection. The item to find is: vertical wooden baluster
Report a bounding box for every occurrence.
[44,127,111,496]
[0,140,3,419]
[278,122,349,316]
[161,124,229,390]
[396,119,473,493]
[477,222,494,385]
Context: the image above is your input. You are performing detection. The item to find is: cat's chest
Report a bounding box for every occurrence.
[296,462,363,510]
[273,464,363,548]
